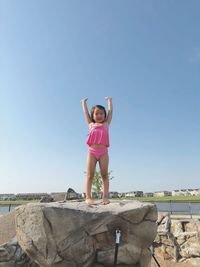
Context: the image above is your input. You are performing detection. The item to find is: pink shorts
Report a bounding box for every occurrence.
[88,147,108,160]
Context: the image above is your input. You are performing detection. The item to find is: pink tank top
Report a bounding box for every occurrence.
[86,123,110,147]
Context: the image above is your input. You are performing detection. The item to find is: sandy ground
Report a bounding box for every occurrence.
[151,258,196,267]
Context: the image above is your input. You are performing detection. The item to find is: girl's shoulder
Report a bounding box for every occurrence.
[103,121,109,127]
[88,122,95,129]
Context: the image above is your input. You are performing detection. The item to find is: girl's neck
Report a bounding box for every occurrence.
[94,121,104,124]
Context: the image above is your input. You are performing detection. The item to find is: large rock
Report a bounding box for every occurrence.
[15,201,157,267]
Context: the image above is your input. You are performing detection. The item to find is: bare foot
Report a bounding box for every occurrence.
[102,198,110,205]
[85,198,96,205]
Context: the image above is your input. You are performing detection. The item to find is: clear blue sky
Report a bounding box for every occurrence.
[0,0,200,194]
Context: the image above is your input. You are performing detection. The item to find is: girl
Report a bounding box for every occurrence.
[81,97,113,205]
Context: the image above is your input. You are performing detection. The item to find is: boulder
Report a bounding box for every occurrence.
[40,195,54,203]
[50,188,81,202]
[50,192,66,202]
[15,201,157,267]
[65,188,80,200]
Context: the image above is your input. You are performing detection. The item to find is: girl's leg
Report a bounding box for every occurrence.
[85,153,97,204]
[99,153,110,205]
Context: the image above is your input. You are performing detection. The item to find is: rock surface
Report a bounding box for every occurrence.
[0,237,39,267]
[0,210,16,245]
[50,188,81,202]
[153,213,200,265]
[15,201,157,267]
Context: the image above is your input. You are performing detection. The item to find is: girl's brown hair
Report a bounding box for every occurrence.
[90,105,107,123]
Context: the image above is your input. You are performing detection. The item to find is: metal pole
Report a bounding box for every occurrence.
[189,202,192,219]
[113,229,121,267]
[152,253,161,267]
[170,200,172,215]
[148,247,161,267]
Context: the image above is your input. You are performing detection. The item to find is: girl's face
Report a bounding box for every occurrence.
[93,108,105,123]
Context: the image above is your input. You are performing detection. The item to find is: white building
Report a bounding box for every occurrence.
[154,191,172,197]
[125,191,143,197]
[0,194,16,201]
[172,188,200,196]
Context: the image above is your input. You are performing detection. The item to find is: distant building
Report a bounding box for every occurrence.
[125,191,143,197]
[16,193,48,200]
[109,191,119,198]
[154,191,172,197]
[191,189,200,196]
[118,193,126,198]
[0,194,16,201]
[172,190,181,196]
[172,188,200,196]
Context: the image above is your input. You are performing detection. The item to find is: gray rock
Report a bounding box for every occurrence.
[40,195,54,203]
[15,201,157,267]
[0,210,16,245]
[64,187,81,200]
[0,237,39,267]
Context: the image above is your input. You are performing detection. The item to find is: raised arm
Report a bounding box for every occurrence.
[81,97,92,125]
[105,97,113,125]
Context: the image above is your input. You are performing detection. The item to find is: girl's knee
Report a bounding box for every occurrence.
[101,173,108,180]
[87,173,94,180]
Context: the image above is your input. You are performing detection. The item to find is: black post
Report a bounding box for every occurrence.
[189,202,192,219]
[148,247,161,267]
[152,253,161,267]
[170,200,172,215]
[113,229,121,267]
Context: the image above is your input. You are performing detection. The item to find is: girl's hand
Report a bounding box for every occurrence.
[81,97,91,124]
[81,97,88,102]
[105,97,113,125]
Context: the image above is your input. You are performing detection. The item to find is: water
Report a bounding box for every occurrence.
[0,202,200,215]
[155,202,200,215]
[0,205,19,215]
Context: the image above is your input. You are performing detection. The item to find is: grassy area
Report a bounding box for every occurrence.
[0,200,39,205]
[121,195,200,203]
[1,195,200,205]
